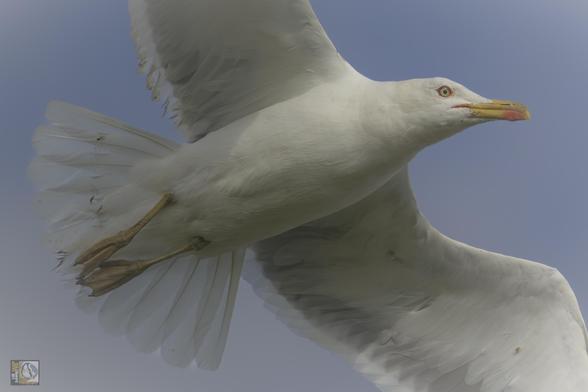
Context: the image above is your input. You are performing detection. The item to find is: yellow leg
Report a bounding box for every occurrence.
[75,193,174,277]
[78,237,210,297]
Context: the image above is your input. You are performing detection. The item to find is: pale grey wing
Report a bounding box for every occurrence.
[129,0,348,141]
[246,167,588,392]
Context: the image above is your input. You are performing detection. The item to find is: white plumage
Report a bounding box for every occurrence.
[128,0,346,141]
[29,0,587,390]
[247,169,588,391]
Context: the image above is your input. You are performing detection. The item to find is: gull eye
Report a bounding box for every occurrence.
[437,86,454,98]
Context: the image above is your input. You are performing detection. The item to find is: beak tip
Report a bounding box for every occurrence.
[505,110,531,122]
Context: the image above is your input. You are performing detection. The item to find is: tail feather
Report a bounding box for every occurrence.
[196,248,245,369]
[30,101,177,254]
[30,101,243,370]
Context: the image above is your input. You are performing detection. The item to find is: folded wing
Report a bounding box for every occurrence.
[247,167,588,392]
[129,0,348,141]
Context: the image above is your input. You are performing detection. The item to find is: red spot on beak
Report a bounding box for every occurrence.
[503,110,527,121]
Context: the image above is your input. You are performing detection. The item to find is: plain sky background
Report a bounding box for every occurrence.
[1,1,588,391]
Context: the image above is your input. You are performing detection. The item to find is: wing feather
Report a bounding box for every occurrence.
[129,0,348,141]
[247,167,588,392]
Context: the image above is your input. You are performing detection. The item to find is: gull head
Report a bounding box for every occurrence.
[389,77,531,147]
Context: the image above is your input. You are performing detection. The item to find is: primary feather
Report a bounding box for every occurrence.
[129,0,347,141]
[247,168,588,392]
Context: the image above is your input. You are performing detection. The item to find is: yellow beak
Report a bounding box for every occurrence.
[454,100,531,121]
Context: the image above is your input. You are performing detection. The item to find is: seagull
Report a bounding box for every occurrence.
[29,0,588,390]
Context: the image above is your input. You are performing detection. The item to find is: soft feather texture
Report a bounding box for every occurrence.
[246,168,588,392]
[29,0,588,388]
[129,0,348,141]
[30,101,244,369]
[30,101,178,254]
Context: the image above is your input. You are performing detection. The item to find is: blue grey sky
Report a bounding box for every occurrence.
[1,1,587,391]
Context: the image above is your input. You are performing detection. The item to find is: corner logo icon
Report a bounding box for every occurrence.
[10,360,40,386]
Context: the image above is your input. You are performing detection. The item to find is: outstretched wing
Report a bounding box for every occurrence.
[129,0,348,141]
[246,167,588,392]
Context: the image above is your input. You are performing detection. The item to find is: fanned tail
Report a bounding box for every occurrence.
[30,101,244,369]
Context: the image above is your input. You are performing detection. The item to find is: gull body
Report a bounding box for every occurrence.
[131,75,485,255]
[28,0,587,389]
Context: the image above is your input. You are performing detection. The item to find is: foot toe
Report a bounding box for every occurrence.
[78,260,148,297]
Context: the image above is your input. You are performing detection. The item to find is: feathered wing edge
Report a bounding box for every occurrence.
[244,168,588,392]
[128,0,348,142]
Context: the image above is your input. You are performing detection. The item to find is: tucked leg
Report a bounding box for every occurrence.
[75,193,174,277]
[78,236,210,297]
